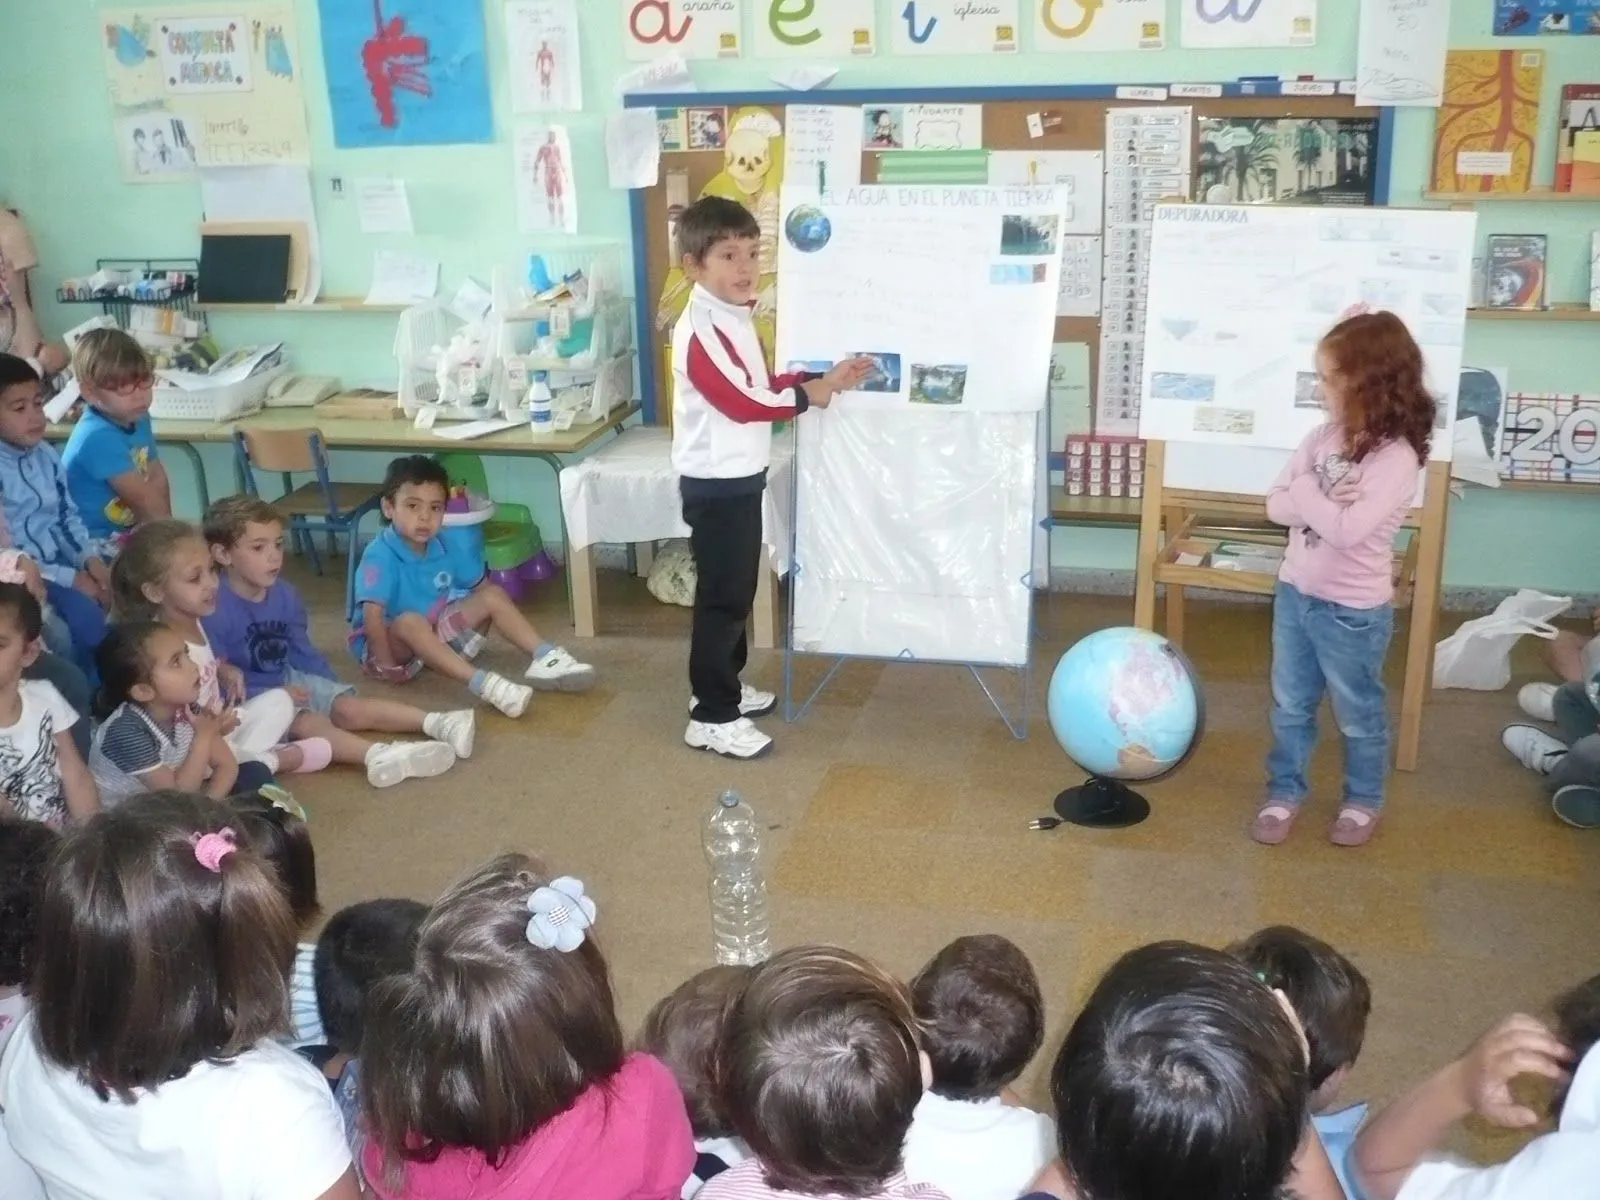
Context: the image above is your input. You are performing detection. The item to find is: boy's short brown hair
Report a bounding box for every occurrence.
[203,495,284,548]
[718,945,923,1198]
[1228,926,1371,1089]
[911,934,1044,1100]
[676,196,760,264]
[71,328,153,392]
[638,964,751,1139]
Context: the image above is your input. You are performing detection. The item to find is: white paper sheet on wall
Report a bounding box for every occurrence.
[506,0,584,113]
[198,165,322,303]
[784,106,862,194]
[513,125,578,233]
[1355,0,1451,107]
[605,109,661,188]
[1058,236,1102,317]
[1179,0,1318,48]
[355,178,413,234]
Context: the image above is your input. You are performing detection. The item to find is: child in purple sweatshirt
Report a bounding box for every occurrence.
[201,496,477,790]
[1254,311,1434,850]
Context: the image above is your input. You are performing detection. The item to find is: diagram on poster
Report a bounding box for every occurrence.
[1180,0,1317,48]
[318,0,494,147]
[1033,0,1165,51]
[752,0,876,58]
[101,7,310,173]
[514,126,578,233]
[1139,203,1476,460]
[507,0,583,112]
[776,186,1067,413]
[889,0,1019,53]
[622,0,742,59]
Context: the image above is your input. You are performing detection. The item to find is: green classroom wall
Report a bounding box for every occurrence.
[1,2,1595,594]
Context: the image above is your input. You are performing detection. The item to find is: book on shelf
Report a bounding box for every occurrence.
[1431,50,1543,195]
[1484,234,1548,310]
[1556,84,1600,193]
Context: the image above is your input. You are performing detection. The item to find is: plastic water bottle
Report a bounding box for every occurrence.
[703,790,772,966]
[528,372,553,431]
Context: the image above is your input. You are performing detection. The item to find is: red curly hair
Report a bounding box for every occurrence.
[1317,311,1434,465]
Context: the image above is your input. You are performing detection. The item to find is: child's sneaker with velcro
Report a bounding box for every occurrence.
[689,684,777,719]
[526,646,596,692]
[685,716,773,760]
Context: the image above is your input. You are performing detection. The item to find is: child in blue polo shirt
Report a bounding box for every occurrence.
[59,329,171,541]
[350,456,595,718]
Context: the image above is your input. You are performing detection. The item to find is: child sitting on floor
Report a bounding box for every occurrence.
[1231,926,1373,1199]
[60,329,172,540]
[0,818,58,1200]
[358,854,693,1199]
[311,898,429,1168]
[638,965,753,1196]
[202,495,471,787]
[0,354,112,674]
[903,935,1055,1200]
[0,582,97,825]
[350,456,594,719]
[1501,658,1600,829]
[703,945,949,1200]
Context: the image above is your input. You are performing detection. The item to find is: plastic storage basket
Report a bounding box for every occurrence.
[149,363,286,421]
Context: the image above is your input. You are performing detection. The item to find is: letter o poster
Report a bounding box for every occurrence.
[622,0,743,60]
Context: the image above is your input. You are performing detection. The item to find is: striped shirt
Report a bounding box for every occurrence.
[288,942,324,1047]
[700,1161,951,1200]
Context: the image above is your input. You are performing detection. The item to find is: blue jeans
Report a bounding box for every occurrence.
[1266,581,1393,808]
[44,580,108,685]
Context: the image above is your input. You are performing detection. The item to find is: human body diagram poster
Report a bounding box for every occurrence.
[1139,204,1476,460]
[101,6,310,176]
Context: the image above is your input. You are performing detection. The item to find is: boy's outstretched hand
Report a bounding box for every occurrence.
[825,356,875,393]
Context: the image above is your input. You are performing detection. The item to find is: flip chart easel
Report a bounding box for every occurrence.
[1132,440,1451,772]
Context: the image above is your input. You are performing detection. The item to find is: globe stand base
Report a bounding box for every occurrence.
[1054,777,1151,828]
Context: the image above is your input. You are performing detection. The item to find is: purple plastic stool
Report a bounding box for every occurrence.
[521,551,558,583]
[488,566,529,602]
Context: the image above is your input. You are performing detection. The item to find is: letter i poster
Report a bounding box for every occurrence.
[101,5,311,178]
[621,0,744,59]
[318,0,494,147]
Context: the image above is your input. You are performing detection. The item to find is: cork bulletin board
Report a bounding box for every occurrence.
[624,85,1395,432]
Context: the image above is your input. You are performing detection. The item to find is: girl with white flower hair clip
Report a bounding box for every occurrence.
[357,852,696,1200]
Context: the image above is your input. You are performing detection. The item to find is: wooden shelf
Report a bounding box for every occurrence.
[1499,478,1600,495]
[1424,187,1599,203]
[1048,490,1142,524]
[198,297,409,314]
[1467,304,1600,322]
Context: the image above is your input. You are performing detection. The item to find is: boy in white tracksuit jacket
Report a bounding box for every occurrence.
[669,196,868,760]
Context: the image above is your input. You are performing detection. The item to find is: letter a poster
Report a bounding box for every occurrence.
[621,0,743,60]
[318,0,494,147]
[101,5,311,178]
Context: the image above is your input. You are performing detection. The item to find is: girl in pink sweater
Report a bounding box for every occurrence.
[1254,312,1434,849]
[359,854,694,1200]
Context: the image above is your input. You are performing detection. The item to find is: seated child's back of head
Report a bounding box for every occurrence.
[1228,925,1370,1109]
[314,898,428,1057]
[0,817,58,999]
[228,788,320,931]
[708,945,928,1200]
[911,933,1043,1100]
[1051,941,1310,1200]
[639,964,751,1142]
[1553,971,1600,1121]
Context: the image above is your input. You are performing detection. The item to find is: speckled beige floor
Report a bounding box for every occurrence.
[285,562,1598,1163]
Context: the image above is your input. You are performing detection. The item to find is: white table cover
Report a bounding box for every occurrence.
[559,425,794,573]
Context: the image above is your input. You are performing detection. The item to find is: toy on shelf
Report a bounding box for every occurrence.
[1065,435,1145,500]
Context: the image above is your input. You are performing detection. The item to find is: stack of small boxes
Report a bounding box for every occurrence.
[1064,435,1145,499]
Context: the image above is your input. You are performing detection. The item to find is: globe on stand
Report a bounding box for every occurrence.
[1045,627,1204,828]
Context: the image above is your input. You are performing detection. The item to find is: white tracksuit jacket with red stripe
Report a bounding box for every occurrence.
[670,284,816,499]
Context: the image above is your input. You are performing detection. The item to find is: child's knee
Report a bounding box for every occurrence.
[329,694,359,728]
[477,582,510,608]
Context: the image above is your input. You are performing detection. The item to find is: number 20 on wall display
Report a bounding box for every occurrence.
[1501,393,1600,485]
[622,0,743,59]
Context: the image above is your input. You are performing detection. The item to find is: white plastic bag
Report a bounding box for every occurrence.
[647,539,696,608]
[1432,589,1572,691]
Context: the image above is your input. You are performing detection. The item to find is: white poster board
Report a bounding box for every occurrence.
[778,186,1059,668]
[1139,203,1476,494]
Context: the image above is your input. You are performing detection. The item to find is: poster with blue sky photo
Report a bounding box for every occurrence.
[1493,0,1600,34]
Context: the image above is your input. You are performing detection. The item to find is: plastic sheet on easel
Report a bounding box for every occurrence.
[792,407,1036,667]
[1432,589,1571,691]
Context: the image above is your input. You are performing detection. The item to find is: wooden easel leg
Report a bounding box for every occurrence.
[1133,441,1166,630]
[753,563,779,650]
[1395,464,1450,772]
[1162,503,1186,646]
[570,544,599,639]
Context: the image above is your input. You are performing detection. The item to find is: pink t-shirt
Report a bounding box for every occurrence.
[1265,423,1422,610]
[362,1053,695,1200]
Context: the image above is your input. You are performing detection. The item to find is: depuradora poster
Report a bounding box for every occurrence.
[1195,118,1378,206]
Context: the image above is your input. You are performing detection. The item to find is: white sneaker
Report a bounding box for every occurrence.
[1517,682,1558,723]
[689,684,778,719]
[423,709,476,759]
[685,716,773,760]
[365,740,457,788]
[1501,724,1567,774]
[478,672,533,718]
[526,646,597,692]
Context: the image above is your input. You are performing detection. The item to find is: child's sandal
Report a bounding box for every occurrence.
[1251,801,1299,845]
[1330,804,1381,847]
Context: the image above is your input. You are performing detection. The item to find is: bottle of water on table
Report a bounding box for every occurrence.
[528,371,553,432]
[703,789,772,966]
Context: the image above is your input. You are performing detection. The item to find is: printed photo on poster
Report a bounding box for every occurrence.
[1150,372,1216,403]
[909,364,968,406]
[1293,371,1323,409]
[864,106,904,149]
[657,108,686,151]
[506,0,583,113]
[514,125,577,234]
[849,352,902,393]
[318,0,494,147]
[687,108,727,150]
[1494,0,1600,34]
[999,214,1060,257]
[1197,118,1377,206]
[115,112,198,181]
